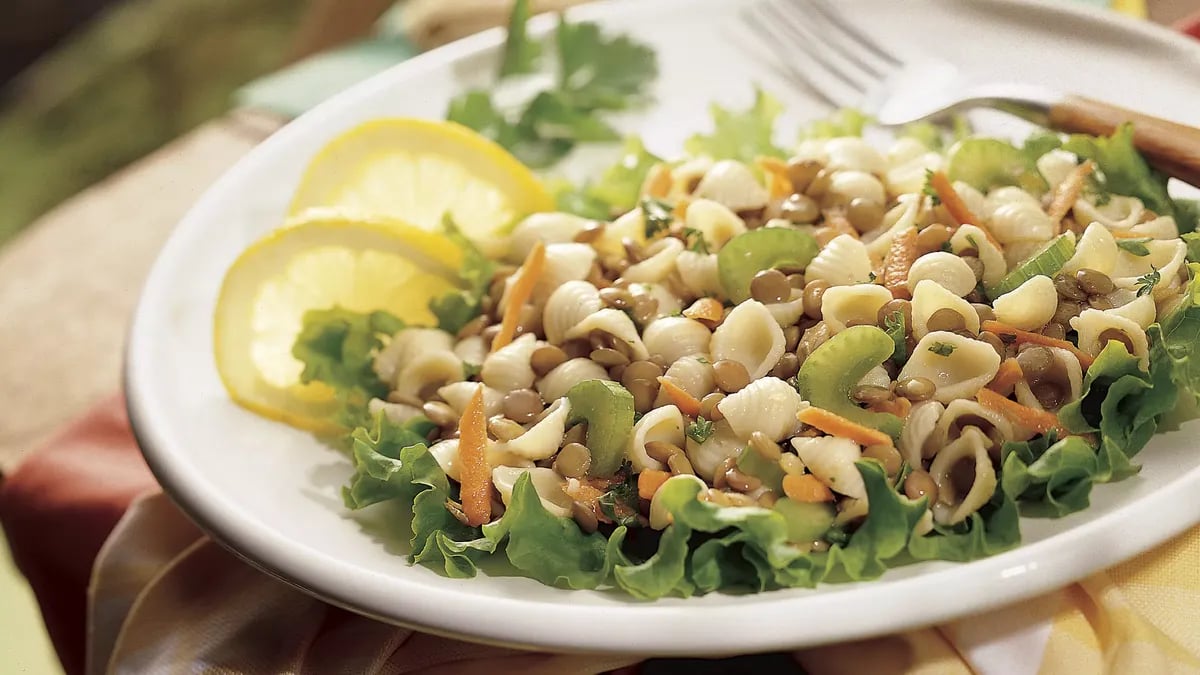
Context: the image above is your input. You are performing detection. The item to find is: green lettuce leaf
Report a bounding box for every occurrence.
[1184,232,1200,263]
[907,488,1020,560]
[798,108,871,140]
[1062,124,1191,234]
[685,88,786,163]
[1158,263,1200,405]
[342,414,440,509]
[1059,338,1178,464]
[292,307,404,399]
[999,434,1132,518]
[427,216,495,335]
[582,137,662,213]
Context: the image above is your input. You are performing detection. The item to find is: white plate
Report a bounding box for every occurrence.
[126,0,1200,656]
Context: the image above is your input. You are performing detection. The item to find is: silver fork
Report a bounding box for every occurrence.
[739,0,1200,186]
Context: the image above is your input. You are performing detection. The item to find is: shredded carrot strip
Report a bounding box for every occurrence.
[881,227,918,299]
[981,320,1095,369]
[975,388,1071,438]
[458,385,492,526]
[642,163,672,200]
[492,240,546,352]
[870,396,912,418]
[658,377,702,417]
[638,469,672,500]
[929,170,1003,249]
[782,473,835,503]
[1047,160,1094,226]
[797,406,893,448]
[756,156,793,199]
[987,358,1025,396]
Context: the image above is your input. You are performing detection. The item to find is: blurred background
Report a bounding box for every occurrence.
[0,0,1197,672]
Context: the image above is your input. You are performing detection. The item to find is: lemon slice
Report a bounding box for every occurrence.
[288,118,552,248]
[214,209,464,432]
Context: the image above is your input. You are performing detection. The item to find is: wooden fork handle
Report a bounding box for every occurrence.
[1048,94,1200,188]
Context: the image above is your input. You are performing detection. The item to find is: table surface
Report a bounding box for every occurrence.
[0,2,1196,471]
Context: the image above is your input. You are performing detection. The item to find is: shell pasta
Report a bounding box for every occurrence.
[276,101,1200,599]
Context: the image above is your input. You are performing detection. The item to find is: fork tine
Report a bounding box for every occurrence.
[784,0,891,80]
[754,1,877,94]
[799,0,903,68]
[739,10,847,109]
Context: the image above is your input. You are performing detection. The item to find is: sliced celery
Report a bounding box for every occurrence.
[717,228,819,303]
[566,379,634,477]
[794,325,904,439]
[736,448,785,493]
[987,234,1076,299]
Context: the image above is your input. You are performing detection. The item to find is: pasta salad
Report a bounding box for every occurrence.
[282,100,1200,599]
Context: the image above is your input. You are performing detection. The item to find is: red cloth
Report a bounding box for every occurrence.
[0,394,155,675]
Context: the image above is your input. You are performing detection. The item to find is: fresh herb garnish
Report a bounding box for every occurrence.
[597,472,642,527]
[1116,238,1153,257]
[1135,266,1160,297]
[462,362,482,379]
[683,227,710,254]
[686,416,715,444]
[928,341,956,357]
[883,310,907,366]
[868,271,878,283]
[641,198,673,238]
[922,168,942,206]
[445,3,658,169]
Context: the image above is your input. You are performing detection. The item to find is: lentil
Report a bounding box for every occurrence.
[591,347,630,367]
[749,431,783,460]
[646,440,683,464]
[979,331,1008,360]
[628,379,659,413]
[1016,346,1054,380]
[713,359,752,393]
[852,385,892,404]
[668,453,696,476]
[1088,295,1115,310]
[863,443,903,476]
[699,392,726,421]
[530,345,568,377]
[904,469,939,503]
[784,325,802,352]
[706,489,733,507]
[631,294,659,324]
[723,467,762,493]
[786,158,822,192]
[564,423,587,446]
[926,307,966,332]
[623,360,665,386]
[1053,274,1089,301]
[1031,382,1065,410]
[726,492,759,507]
[771,352,801,379]
[1098,328,1136,353]
[876,298,913,328]
[554,442,592,478]
[598,287,633,309]
[572,501,599,533]
[1075,268,1115,295]
[806,168,834,199]
[1041,322,1068,341]
[802,279,831,319]
[779,193,821,224]
[758,492,779,508]
[846,198,884,232]
[712,457,738,489]
[750,269,792,304]
[622,238,645,263]
[1053,300,1084,326]
[502,389,544,423]
[895,376,936,401]
[971,302,996,324]
[488,416,526,442]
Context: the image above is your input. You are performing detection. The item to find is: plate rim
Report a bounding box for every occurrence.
[125,0,1200,655]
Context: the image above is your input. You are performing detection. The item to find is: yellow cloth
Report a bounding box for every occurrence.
[88,493,1200,674]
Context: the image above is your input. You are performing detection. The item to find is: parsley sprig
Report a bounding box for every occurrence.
[1135,266,1161,297]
